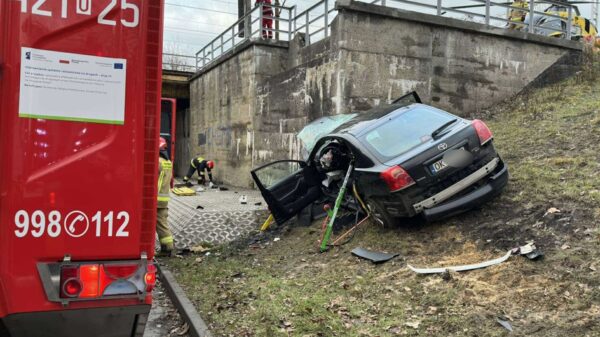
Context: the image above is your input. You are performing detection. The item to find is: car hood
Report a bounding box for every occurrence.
[297,113,358,154]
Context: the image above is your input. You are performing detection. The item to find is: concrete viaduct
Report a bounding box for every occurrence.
[163,0,582,186]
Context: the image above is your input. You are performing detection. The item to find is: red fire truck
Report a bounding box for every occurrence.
[0,1,164,336]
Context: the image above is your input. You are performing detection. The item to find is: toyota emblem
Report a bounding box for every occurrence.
[437,143,448,151]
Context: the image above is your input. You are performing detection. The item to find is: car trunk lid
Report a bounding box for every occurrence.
[386,123,486,189]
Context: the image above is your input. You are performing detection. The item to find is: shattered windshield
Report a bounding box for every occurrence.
[297,113,358,157]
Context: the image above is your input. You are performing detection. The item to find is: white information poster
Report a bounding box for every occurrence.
[19,47,127,125]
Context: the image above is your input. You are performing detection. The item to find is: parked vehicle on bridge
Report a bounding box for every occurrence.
[251,92,509,226]
[524,3,598,40]
[0,1,165,336]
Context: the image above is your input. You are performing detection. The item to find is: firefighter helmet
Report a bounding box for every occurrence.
[207,160,215,169]
[159,137,167,150]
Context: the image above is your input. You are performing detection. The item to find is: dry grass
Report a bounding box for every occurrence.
[165,56,600,336]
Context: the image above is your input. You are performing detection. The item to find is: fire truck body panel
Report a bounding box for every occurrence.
[0,1,164,335]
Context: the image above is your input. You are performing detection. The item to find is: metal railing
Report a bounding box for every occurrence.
[294,0,338,45]
[189,0,578,72]
[162,53,197,73]
[364,0,576,39]
[195,3,295,70]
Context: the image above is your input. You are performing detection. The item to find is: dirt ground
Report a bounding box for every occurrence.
[166,63,600,336]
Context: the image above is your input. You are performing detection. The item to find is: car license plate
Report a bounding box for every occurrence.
[430,158,448,174]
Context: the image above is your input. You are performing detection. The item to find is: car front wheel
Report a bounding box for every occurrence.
[366,199,396,227]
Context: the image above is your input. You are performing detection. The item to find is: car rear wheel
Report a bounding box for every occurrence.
[366,199,396,227]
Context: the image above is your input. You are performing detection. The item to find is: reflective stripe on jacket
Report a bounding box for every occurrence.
[191,156,205,168]
[157,157,173,208]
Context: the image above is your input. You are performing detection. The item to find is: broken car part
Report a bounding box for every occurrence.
[413,157,500,213]
[260,214,275,232]
[351,247,398,264]
[331,184,371,246]
[496,317,513,332]
[512,242,543,260]
[409,241,543,274]
[407,250,512,274]
[319,163,354,252]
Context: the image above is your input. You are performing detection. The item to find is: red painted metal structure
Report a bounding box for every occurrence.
[0,1,164,336]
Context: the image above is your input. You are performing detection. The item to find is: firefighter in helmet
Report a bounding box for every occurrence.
[183,156,215,187]
[157,137,174,256]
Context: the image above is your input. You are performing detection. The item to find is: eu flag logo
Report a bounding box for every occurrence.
[114,63,124,69]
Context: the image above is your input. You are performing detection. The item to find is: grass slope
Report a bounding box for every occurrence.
[166,74,600,337]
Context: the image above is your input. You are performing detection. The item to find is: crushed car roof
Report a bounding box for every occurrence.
[297,103,418,154]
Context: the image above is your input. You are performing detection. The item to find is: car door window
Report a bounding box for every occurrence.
[254,161,303,190]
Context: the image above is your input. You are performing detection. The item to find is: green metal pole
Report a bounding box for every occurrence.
[320,163,354,252]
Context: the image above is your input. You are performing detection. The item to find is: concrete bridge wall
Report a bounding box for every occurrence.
[188,0,582,188]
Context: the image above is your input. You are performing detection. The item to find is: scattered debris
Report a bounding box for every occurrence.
[404,321,420,329]
[194,257,203,263]
[196,205,204,210]
[176,323,190,336]
[219,186,229,191]
[190,245,210,253]
[524,249,544,260]
[496,317,513,332]
[239,195,248,204]
[254,202,262,206]
[543,207,561,217]
[511,242,544,260]
[561,243,571,250]
[260,214,275,231]
[351,247,398,264]
[273,237,280,242]
[196,186,205,192]
[408,250,512,274]
[409,241,546,274]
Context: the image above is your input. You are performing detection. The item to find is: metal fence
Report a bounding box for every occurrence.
[294,0,337,45]
[185,0,577,73]
[162,53,197,73]
[195,3,295,70]
[364,0,576,38]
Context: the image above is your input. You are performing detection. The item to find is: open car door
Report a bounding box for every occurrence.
[392,91,421,105]
[251,160,322,224]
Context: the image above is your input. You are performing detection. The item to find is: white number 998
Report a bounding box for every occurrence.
[14,210,62,238]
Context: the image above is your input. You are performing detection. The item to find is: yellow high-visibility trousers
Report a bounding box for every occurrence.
[157,207,174,251]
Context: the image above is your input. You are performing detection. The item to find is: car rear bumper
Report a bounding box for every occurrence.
[421,159,508,221]
[0,305,150,337]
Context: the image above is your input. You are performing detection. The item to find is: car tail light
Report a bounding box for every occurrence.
[63,279,82,297]
[60,265,80,298]
[380,165,415,192]
[59,262,155,299]
[79,264,100,298]
[472,119,493,145]
[145,264,157,292]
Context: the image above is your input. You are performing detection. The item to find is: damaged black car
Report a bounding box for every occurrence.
[251,92,509,226]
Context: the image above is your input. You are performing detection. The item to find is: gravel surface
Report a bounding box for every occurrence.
[144,280,190,337]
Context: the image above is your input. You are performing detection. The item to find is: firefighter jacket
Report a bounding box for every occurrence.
[157,157,173,209]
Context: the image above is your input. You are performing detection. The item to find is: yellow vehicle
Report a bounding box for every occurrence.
[505,2,596,39]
